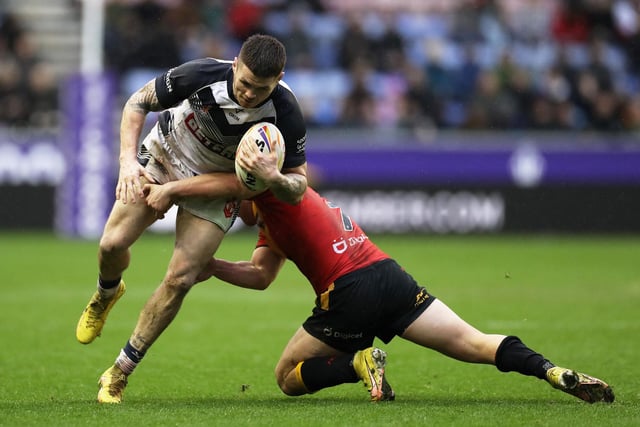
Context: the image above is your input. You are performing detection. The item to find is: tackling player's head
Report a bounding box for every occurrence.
[233,34,286,108]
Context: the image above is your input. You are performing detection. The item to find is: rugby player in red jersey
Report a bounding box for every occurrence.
[194,188,614,404]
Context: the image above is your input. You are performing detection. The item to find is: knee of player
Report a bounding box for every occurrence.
[274,363,307,396]
[98,233,129,255]
[276,378,300,396]
[274,367,288,392]
[161,274,196,294]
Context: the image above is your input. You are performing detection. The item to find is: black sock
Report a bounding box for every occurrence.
[123,340,146,363]
[299,353,359,392]
[495,336,555,380]
[99,276,122,289]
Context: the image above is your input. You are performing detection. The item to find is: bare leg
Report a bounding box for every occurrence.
[97,209,228,403]
[128,208,226,352]
[76,199,157,345]
[401,299,505,364]
[98,199,157,281]
[275,327,345,395]
[400,298,615,403]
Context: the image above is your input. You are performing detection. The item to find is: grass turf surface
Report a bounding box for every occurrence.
[1,232,638,426]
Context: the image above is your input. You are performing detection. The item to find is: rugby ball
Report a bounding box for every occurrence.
[235,122,286,192]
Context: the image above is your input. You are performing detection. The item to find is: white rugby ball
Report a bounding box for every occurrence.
[235,122,286,192]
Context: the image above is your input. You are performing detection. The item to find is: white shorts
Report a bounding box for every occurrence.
[140,124,239,232]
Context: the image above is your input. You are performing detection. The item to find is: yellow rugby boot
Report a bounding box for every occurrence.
[97,365,128,404]
[76,281,126,344]
[353,347,392,401]
[546,366,614,403]
[381,374,396,401]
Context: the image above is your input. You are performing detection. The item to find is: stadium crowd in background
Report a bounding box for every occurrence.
[0,12,58,128]
[3,0,640,134]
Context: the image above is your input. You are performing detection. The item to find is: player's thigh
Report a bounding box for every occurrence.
[168,208,226,281]
[275,327,344,377]
[401,299,485,352]
[101,199,156,250]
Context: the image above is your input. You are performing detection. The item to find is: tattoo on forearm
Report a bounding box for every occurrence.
[286,174,306,195]
[127,80,161,114]
[272,173,307,204]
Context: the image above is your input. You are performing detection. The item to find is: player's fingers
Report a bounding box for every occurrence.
[141,169,156,185]
[125,181,138,204]
[119,182,131,204]
[115,181,122,201]
[127,175,145,200]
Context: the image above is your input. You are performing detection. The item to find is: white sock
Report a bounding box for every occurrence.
[115,349,138,375]
[97,281,120,299]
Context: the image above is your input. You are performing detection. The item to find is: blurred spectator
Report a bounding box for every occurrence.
[371,12,406,73]
[104,2,182,73]
[399,62,442,133]
[573,69,601,119]
[452,43,481,102]
[588,90,622,131]
[619,94,640,132]
[555,100,585,130]
[551,0,592,42]
[528,97,559,130]
[505,67,537,129]
[339,60,377,128]
[583,36,615,91]
[0,12,23,52]
[27,62,59,128]
[0,56,30,125]
[336,13,376,71]
[582,0,618,40]
[280,6,315,70]
[0,12,58,128]
[463,70,518,129]
[226,0,266,43]
[422,39,455,100]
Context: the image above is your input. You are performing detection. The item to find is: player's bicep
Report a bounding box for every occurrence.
[251,246,286,286]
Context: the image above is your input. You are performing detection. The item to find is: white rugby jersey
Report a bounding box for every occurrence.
[151,58,307,175]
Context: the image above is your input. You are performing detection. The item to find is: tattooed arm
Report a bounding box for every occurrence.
[234,137,308,205]
[117,80,164,204]
[267,165,307,205]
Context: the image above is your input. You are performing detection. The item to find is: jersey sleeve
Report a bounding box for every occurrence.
[256,229,269,248]
[154,58,229,109]
[274,85,307,169]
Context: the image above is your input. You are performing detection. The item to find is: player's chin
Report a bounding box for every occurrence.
[238,98,256,108]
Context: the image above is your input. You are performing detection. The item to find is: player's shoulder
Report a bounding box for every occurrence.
[157,57,231,101]
[276,79,299,100]
[172,57,231,79]
[270,80,304,121]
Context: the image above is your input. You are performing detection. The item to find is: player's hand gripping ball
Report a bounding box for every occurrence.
[235,122,286,192]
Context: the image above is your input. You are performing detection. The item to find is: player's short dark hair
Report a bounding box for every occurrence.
[239,34,286,78]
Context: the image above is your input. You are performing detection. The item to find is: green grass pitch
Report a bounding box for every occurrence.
[1,231,638,426]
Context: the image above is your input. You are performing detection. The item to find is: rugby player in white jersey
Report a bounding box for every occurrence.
[74,34,308,403]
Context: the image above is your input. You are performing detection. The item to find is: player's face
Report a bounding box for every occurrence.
[232,58,283,108]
